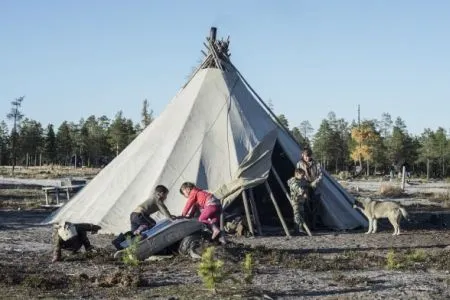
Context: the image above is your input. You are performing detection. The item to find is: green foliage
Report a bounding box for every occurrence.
[44,124,57,164]
[198,246,225,291]
[1,98,450,179]
[0,121,9,165]
[242,253,255,284]
[386,249,403,270]
[141,99,154,129]
[386,249,428,270]
[55,121,73,165]
[291,127,309,148]
[277,114,289,129]
[122,236,141,267]
[312,112,351,173]
[108,111,137,157]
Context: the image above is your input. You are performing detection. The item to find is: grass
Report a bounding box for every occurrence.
[385,249,446,271]
[416,190,450,208]
[0,165,101,179]
[246,247,450,272]
[431,190,450,208]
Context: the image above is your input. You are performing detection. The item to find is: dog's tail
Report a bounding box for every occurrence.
[399,207,409,221]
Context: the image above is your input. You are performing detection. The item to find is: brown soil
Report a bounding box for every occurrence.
[1,208,449,299]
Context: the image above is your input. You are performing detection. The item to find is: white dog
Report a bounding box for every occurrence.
[353,198,409,235]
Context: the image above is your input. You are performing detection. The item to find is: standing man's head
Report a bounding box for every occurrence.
[302,148,313,163]
[179,182,196,198]
[155,185,169,201]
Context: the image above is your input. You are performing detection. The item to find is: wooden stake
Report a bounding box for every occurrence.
[249,188,263,236]
[271,167,312,236]
[209,27,217,42]
[264,181,291,237]
[242,190,255,236]
[401,165,406,191]
[220,212,224,231]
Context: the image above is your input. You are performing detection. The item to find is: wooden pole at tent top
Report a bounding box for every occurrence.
[210,27,217,42]
[241,190,255,236]
[264,181,291,237]
[271,167,312,236]
[249,188,263,236]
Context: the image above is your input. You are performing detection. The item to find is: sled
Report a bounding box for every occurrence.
[113,218,205,261]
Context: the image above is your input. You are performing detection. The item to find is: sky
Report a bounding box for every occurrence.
[1,1,449,136]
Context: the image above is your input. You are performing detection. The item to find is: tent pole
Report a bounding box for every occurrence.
[271,167,312,236]
[249,188,263,236]
[229,62,300,145]
[241,190,255,236]
[264,181,291,237]
[232,61,357,209]
[220,212,224,231]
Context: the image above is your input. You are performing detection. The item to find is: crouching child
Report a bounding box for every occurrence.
[180,182,226,245]
[130,185,174,235]
[52,222,101,263]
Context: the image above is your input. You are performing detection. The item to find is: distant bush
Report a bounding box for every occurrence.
[379,184,404,198]
[338,171,351,180]
[431,190,450,208]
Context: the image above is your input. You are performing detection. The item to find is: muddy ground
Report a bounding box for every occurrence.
[0,179,450,299]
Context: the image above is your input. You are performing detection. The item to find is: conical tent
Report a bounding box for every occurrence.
[45,28,367,234]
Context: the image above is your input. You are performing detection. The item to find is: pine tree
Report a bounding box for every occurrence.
[45,124,57,165]
[6,96,24,175]
[141,99,153,129]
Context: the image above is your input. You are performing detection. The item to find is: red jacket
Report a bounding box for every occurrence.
[181,187,213,216]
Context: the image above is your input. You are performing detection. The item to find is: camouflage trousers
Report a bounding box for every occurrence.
[290,196,307,227]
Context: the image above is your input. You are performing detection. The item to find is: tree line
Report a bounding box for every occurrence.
[1,97,154,174]
[280,112,449,179]
[1,96,448,179]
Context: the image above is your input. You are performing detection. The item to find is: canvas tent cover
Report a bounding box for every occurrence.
[45,64,366,234]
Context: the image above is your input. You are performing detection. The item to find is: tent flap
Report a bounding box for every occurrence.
[214,130,278,207]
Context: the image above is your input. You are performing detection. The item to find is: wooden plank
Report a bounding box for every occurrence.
[241,190,255,236]
[249,188,263,236]
[264,181,291,237]
[271,167,312,236]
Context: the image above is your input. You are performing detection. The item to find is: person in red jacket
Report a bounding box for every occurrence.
[180,182,226,244]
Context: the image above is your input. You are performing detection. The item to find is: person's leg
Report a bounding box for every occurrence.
[52,226,63,263]
[130,213,154,232]
[198,205,221,239]
[290,197,302,232]
[130,212,143,232]
[75,225,93,251]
